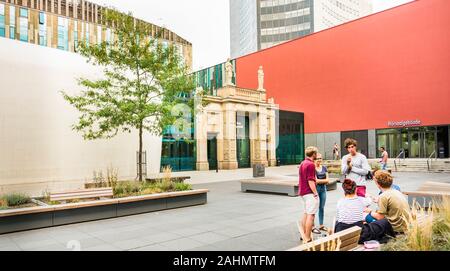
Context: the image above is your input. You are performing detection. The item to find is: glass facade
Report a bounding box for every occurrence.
[276,111,305,165]
[160,117,196,172]
[57,17,69,50]
[259,0,314,50]
[0,4,5,37]
[195,60,236,95]
[38,12,46,46]
[9,6,15,40]
[74,21,78,51]
[376,126,450,158]
[19,8,27,42]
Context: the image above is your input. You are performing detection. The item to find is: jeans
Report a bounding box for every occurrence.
[316,184,327,225]
[380,162,387,170]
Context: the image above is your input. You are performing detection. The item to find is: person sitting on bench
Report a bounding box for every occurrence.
[335,179,370,233]
[360,171,410,243]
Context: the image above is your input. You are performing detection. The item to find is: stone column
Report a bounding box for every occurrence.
[267,108,277,166]
[252,107,269,167]
[195,108,209,171]
[221,103,238,169]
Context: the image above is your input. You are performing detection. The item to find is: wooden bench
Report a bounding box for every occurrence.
[288,226,362,251]
[50,187,114,202]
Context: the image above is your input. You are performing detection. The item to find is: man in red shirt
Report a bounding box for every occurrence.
[298,146,319,243]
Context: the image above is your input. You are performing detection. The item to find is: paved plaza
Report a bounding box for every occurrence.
[0,166,449,251]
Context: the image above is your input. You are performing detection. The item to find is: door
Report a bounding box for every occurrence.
[409,131,437,158]
[236,114,250,168]
[207,135,218,170]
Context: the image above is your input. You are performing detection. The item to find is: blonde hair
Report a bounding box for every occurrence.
[305,146,318,158]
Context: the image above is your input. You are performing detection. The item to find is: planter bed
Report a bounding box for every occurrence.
[0,189,208,235]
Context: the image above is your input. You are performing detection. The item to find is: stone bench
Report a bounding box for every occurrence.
[50,188,114,202]
[403,181,450,207]
[241,178,338,197]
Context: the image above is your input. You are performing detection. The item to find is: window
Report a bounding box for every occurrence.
[38,12,46,46]
[74,21,78,51]
[85,22,89,43]
[0,4,5,37]
[9,6,15,39]
[19,8,28,42]
[97,25,101,44]
[57,17,68,50]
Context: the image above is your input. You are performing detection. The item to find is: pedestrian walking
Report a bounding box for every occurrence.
[379,147,389,170]
[333,143,340,160]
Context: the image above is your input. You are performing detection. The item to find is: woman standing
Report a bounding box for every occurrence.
[313,153,329,234]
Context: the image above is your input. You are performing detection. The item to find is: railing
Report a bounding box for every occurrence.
[427,150,437,171]
[235,87,262,102]
[393,150,405,172]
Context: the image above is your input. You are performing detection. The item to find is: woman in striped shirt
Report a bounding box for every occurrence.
[335,179,371,233]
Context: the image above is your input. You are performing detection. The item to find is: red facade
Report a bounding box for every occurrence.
[235,0,450,134]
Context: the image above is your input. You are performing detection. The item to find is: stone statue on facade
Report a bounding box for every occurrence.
[258,66,265,91]
[225,58,234,86]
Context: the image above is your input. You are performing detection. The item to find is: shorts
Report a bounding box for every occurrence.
[301,194,319,215]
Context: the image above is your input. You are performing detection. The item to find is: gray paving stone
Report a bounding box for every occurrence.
[142,232,183,245]
[189,232,230,244]
[130,244,169,251]
[0,170,442,251]
[159,237,205,251]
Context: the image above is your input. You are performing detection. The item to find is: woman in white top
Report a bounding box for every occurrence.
[335,179,370,233]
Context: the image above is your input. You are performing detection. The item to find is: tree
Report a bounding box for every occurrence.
[62,9,198,181]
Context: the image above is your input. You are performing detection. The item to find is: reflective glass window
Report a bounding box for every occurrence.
[9,6,15,39]
[38,12,46,46]
[0,4,5,37]
[57,17,68,50]
[19,8,28,42]
[74,21,78,51]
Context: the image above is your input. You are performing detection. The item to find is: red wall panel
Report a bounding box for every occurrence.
[236,0,450,134]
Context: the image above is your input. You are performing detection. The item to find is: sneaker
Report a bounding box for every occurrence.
[312,228,321,234]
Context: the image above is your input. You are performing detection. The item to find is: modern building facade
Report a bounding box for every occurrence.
[0,0,192,67]
[233,0,450,160]
[314,0,372,32]
[230,0,372,58]
[0,0,193,196]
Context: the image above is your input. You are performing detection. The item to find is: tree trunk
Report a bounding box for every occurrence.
[138,123,143,181]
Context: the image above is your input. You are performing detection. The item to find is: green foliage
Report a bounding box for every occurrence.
[2,193,32,207]
[174,182,192,192]
[383,198,450,251]
[61,9,205,180]
[0,198,7,210]
[112,179,192,198]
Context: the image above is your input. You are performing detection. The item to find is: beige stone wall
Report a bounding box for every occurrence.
[0,38,162,197]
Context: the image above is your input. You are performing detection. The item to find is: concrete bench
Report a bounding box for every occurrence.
[403,181,450,207]
[50,188,114,202]
[288,226,362,251]
[241,178,338,197]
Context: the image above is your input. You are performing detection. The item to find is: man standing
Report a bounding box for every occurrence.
[298,146,319,243]
[380,147,389,170]
[341,138,371,197]
[333,143,340,160]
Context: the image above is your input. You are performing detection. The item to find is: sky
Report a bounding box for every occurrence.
[91,0,414,71]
